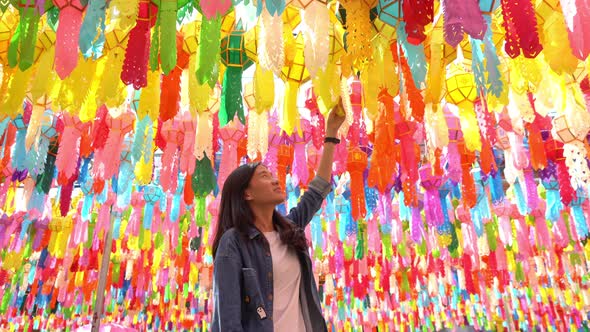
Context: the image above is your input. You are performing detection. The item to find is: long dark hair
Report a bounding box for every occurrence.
[211,162,308,258]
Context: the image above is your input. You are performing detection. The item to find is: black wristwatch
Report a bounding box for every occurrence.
[324,137,341,144]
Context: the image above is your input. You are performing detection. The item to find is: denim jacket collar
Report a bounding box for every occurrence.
[247,226,261,240]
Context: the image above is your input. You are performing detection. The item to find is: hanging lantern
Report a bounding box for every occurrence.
[220,8,236,37]
[218,23,253,126]
[552,108,590,190]
[150,0,191,74]
[0,7,18,65]
[445,62,482,152]
[34,18,56,64]
[194,84,221,161]
[534,0,561,27]
[243,22,259,62]
[371,16,397,41]
[280,34,309,135]
[96,27,130,114]
[375,0,402,27]
[282,4,303,29]
[552,116,580,144]
[339,0,376,67]
[181,18,201,56]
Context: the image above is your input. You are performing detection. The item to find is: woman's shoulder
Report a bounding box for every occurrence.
[215,228,242,257]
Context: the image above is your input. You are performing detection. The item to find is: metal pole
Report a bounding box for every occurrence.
[91,209,115,332]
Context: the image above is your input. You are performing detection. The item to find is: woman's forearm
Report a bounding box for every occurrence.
[316,132,338,182]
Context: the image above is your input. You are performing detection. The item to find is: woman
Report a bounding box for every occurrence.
[210,105,345,332]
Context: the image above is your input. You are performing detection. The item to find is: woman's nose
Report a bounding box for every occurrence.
[271,177,279,185]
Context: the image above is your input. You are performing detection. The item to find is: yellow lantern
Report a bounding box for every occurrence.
[244,22,259,62]
[182,20,201,55]
[339,0,375,68]
[445,66,478,107]
[445,62,482,152]
[282,4,302,29]
[0,7,18,66]
[96,28,130,109]
[280,33,308,135]
[281,34,309,83]
[534,0,561,27]
[220,9,236,37]
[371,16,396,42]
[29,20,57,103]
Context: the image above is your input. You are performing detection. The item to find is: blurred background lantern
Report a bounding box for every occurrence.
[371,16,397,41]
[445,60,482,152]
[0,7,18,66]
[244,22,259,62]
[97,27,130,111]
[181,19,201,56]
[534,0,560,27]
[280,33,309,135]
[243,81,269,160]
[282,4,303,29]
[375,0,402,27]
[329,19,346,61]
[34,18,56,63]
[219,23,253,126]
[220,9,236,37]
[552,114,587,144]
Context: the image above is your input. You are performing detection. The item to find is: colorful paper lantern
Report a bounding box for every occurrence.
[182,20,201,55]
[376,0,402,27]
[219,24,253,126]
[282,4,303,29]
[0,6,18,65]
[280,33,308,135]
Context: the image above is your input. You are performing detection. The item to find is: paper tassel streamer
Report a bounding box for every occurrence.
[301,1,329,78]
[258,8,284,76]
[78,0,108,59]
[53,0,87,79]
[56,113,88,182]
[500,0,543,58]
[196,16,221,87]
[121,0,157,89]
[441,0,486,47]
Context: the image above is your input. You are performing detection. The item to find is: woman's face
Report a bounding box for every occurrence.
[244,165,285,206]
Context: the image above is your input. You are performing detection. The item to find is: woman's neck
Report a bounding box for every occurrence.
[250,205,275,233]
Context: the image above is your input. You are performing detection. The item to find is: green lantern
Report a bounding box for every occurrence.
[8,0,54,70]
[218,22,253,126]
[150,0,191,73]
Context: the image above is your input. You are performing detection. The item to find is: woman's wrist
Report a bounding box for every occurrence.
[325,130,339,138]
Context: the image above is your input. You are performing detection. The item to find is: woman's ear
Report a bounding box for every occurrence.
[244,189,253,201]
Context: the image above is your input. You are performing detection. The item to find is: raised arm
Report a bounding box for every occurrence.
[287,102,346,228]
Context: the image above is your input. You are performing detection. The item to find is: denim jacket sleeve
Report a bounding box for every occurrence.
[286,175,332,229]
[212,232,244,332]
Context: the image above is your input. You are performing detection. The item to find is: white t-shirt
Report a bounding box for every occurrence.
[263,231,306,332]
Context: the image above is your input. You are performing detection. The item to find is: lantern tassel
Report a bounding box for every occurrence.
[219,66,245,126]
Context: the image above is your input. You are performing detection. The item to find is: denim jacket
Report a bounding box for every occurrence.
[211,176,332,332]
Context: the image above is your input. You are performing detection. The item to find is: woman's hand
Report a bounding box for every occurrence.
[325,98,346,137]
